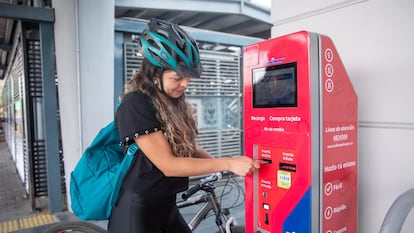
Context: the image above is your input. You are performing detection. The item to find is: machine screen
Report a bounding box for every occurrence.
[252,62,297,108]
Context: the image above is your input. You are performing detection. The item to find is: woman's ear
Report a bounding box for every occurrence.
[153,78,162,90]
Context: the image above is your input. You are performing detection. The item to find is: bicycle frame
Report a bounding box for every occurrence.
[177,173,238,233]
[185,194,215,230]
[187,192,229,232]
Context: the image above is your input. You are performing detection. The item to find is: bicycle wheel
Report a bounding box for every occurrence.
[214,225,245,233]
[44,221,107,233]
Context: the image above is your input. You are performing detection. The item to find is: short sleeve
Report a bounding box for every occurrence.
[115,92,162,146]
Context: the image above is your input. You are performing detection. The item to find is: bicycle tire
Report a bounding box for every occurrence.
[44,221,107,233]
[214,225,245,233]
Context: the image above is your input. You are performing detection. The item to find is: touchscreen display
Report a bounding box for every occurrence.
[252,62,297,108]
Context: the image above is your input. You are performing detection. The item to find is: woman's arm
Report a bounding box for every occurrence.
[135,131,259,177]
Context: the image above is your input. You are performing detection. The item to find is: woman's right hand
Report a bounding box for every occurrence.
[228,156,260,177]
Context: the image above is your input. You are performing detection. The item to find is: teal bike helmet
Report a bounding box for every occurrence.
[139,18,202,78]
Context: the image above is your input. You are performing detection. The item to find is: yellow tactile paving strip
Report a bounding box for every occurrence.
[0,213,59,233]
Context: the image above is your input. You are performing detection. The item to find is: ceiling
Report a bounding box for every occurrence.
[0,0,18,80]
[115,0,272,39]
[0,0,272,80]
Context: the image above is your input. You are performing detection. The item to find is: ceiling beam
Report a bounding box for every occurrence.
[115,18,262,46]
[0,3,55,22]
[115,0,270,23]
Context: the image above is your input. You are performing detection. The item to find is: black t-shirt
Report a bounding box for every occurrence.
[115,91,188,196]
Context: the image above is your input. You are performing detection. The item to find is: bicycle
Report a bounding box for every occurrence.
[44,172,245,233]
[177,172,246,233]
[43,220,107,233]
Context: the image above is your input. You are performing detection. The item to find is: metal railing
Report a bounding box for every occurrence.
[379,188,414,233]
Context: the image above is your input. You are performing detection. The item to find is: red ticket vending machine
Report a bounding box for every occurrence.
[243,31,358,233]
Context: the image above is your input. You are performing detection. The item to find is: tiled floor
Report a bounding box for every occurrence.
[0,142,33,223]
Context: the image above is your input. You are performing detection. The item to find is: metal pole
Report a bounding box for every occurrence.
[39,21,63,213]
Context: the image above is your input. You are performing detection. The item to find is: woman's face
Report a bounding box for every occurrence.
[158,70,191,99]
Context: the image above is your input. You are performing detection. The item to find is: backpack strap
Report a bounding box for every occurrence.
[110,143,139,207]
[127,143,139,156]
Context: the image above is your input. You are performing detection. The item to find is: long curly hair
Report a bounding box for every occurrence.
[122,58,197,157]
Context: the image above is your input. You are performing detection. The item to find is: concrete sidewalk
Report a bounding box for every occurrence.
[0,141,69,233]
[0,140,92,233]
[0,142,33,223]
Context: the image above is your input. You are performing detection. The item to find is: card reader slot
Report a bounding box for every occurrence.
[260,158,272,164]
[279,162,296,172]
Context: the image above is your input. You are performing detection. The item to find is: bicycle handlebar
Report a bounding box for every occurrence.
[181,172,222,200]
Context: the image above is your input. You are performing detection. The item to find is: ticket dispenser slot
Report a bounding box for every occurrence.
[244,31,358,233]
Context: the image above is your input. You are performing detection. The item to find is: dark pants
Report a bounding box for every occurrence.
[108,190,192,233]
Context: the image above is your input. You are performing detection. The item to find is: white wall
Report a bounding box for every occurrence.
[52,0,115,210]
[77,0,116,149]
[271,0,414,232]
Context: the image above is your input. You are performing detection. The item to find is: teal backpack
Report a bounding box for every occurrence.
[70,121,139,220]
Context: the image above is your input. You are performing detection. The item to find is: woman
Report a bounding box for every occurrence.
[108,18,260,233]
